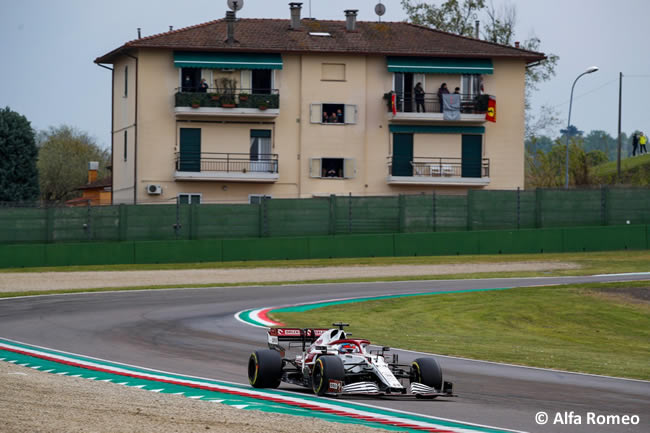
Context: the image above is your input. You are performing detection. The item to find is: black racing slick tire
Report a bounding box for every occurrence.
[411,357,443,391]
[248,349,282,388]
[311,355,345,396]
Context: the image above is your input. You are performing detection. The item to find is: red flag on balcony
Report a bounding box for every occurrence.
[485,96,496,122]
[391,93,397,116]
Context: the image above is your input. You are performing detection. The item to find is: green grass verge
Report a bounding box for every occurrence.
[1,250,649,276]
[271,281,650,380]
[592,153,650,177]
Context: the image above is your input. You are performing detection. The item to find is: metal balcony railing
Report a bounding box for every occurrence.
[175,87,280,109]
[388,156,490,178]
[386,92,490,114]
[175,152,279,173]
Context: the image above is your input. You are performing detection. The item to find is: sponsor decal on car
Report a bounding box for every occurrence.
[328,379,343,393]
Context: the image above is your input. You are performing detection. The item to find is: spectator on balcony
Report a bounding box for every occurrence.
[329,112,338,123]
[323,111,329,123]
[198,78,208,93]
[437,83,449,113]
[183,75,193,92]
[454,87,461,94]
[414,82,425,113]
[336,108,344,123]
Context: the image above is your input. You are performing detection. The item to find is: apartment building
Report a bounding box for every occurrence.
[95,3,545,204]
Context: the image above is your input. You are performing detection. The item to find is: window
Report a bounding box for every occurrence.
[250,130,275,172]
[124,66,128,97]
[461,74,481,98]
[249,194,271,204]
[309,158,356,179]
[321,63,345,81]
[178,193,201,204]
[310,103,357,124]
[123,130,127,161]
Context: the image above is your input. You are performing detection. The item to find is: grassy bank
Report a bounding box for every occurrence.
[272,281,650,380]
[1,250,649,276]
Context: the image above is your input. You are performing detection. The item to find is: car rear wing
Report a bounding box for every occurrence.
[267,328,330,351]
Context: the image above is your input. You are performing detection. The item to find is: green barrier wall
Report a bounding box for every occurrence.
[2,188,649,244]
[44,242,135,267]
[308,234,395,259]
[0,225,647,269]
[222,237,310,261]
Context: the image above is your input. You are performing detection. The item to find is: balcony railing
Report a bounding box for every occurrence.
[175,87,279,109]
[385,92,490,114]
[175,152,278,174]
[388,157,490,179]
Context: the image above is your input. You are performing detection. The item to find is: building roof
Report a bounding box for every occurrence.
[95,18,545,64]
[77,176,112,191]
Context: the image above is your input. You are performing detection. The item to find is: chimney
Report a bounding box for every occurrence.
[137,28,141,39]
[226,11,236,44]
[474,20,479,38]
[289,2,302,30]
[515,41,520,48]
[345,10,358,31]
[88,161,99,184]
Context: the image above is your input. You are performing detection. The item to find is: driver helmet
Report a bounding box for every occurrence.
[338,343,358,354]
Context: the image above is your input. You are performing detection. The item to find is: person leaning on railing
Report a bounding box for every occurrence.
[414,82,425,113]
[437,83,449,113]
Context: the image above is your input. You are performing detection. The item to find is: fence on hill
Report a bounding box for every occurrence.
[0,187,648,244]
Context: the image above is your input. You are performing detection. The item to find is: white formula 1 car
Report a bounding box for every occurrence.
[248,323,454,398]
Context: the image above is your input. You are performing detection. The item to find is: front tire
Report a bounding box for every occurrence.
[411,357,443,391]
[311,355,344,396]
[248,349,282,388]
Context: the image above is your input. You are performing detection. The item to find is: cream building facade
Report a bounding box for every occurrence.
[96,4,544,204]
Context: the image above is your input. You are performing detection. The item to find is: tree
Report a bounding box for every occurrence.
[0,107,39,203]
[401,0,486,36]
[401,1,560,138]
[36,126,110,203]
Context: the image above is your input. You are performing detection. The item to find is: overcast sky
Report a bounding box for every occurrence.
[1,0,649,150]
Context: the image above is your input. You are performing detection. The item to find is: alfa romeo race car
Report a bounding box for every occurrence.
[247,323,454,398]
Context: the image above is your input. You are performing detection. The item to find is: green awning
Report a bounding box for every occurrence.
[174,52,283,70]
[389,125,485,134]
[387,57,493,74]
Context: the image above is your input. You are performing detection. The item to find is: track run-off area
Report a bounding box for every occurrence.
[1,273,649,432]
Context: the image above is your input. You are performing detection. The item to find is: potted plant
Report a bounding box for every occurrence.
[210,93,220,102]
[238,92,249,102]
[219,77,238,108]
[191,99,201,109]
[220,95,236,108]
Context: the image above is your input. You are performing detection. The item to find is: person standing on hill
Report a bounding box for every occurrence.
[631,132,639,156]
[639,132,648,154]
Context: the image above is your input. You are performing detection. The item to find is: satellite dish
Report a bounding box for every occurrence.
[375,3,386,17]
[227,0,244,11]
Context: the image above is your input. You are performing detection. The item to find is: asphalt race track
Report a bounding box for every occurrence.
[1,274,649,433]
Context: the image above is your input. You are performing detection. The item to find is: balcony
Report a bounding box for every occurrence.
[174,88,280,118]
[174,152,279,182]
[384,92,490,123]
[387,157,490,186]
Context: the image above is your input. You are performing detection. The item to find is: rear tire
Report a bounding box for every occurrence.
[411,357,443,391]
[311,355,344,396]
[248,349,282,388]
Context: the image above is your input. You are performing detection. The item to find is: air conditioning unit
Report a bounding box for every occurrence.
[146,184,162,195]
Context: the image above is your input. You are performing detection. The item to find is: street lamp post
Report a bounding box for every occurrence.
[565,66,599,189]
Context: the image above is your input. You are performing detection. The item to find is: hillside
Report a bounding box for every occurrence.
[591,153,650,185]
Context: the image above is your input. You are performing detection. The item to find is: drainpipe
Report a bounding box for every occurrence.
[125,52,139,205]
[97,63,114,205]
